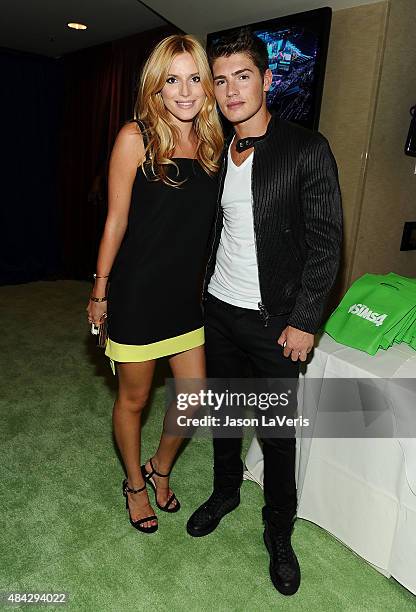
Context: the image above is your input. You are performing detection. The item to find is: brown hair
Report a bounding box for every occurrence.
[208,27,269,75]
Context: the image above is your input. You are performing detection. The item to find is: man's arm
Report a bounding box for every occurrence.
[286,134,343,336]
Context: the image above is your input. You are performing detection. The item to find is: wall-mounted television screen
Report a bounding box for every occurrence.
[207,7,332,130]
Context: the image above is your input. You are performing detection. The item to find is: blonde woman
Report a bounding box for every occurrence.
[87,35,223,533]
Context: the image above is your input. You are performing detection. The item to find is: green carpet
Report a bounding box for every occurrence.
[1,280,415,611]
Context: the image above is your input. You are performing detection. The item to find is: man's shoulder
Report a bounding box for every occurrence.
[270,115,328,149]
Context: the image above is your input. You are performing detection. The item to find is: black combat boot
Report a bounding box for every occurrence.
[262,507,300,596]
[186,489,240,537]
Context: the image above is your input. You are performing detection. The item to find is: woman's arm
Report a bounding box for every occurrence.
[87,122,145,324]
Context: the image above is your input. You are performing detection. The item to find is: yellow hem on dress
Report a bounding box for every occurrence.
[105,327,205,375]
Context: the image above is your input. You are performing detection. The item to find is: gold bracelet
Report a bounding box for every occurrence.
[93,274,109,279]
[90,296,107,303]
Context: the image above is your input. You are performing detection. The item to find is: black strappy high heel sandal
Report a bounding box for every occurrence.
[122,479,158,533]
[140,458,181,513]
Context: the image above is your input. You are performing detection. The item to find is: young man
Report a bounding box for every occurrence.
[186,29,342,596]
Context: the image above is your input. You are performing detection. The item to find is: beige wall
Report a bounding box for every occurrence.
[320,0,416,295]
[319,1,389,295]
[350,0,416,280]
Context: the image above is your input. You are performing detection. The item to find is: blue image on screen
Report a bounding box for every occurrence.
[255,28,319,124]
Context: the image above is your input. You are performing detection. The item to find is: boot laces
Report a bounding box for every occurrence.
[273,531,292,564]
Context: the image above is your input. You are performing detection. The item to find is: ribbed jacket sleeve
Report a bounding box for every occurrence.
[286,136,343,333]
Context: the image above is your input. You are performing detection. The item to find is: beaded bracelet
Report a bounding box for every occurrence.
[90,296,107,303]
[93,274,109,279]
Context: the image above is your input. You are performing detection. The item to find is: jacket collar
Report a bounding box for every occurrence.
[226,111,277,152]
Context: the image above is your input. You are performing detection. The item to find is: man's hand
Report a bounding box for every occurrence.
[277,326,314,362]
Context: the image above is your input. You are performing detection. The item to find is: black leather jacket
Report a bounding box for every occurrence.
[203,113,343,334]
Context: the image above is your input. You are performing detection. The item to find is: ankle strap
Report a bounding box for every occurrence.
[149,457,171,478]
[124,481,146,495]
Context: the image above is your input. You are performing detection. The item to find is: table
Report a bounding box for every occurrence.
[244,334,416,595]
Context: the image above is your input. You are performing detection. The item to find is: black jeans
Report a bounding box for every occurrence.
[205,293,299,515]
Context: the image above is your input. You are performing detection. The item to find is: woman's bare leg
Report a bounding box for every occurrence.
[114,360,156,528]
[144,345,206,509]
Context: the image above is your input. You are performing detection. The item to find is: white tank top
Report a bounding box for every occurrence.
[208,144,261,309]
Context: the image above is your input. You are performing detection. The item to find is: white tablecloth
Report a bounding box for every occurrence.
[244,334,416,595]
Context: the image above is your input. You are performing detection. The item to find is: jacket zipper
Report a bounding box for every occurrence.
[250,151,270,327]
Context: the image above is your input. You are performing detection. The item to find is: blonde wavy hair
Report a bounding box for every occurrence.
[134,34,224,186]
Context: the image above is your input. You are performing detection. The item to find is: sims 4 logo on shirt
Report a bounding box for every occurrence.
[348,304,388,327]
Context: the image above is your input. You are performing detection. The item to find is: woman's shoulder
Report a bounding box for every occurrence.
[117,120,145,143]
[112,121,146,167]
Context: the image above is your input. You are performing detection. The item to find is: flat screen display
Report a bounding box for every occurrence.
[207,8,332,130]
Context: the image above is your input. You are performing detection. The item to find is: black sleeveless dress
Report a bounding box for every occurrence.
[105,135,218,368]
